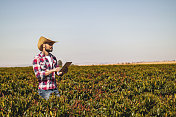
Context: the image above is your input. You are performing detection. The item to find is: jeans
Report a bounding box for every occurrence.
[38,89,60,100]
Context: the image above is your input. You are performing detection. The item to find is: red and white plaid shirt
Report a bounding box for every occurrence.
[33,52,61,90]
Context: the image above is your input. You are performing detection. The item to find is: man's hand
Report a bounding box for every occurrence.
[58,72,63,76]
[45,67,68,77]
[54,67,63,76]
[45,67,62,76]
[53,67,64,76]
[53,67,62,72]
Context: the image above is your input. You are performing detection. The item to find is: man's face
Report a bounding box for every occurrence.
[44,42,54,52]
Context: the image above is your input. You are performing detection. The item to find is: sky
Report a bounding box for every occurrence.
[0,0,176,67]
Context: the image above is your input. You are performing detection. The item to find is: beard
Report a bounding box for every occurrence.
[45,48,53,52]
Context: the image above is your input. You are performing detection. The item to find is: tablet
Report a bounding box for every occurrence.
[59,62,72,72]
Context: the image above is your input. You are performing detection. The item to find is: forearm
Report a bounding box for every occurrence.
[45,69,56,76]
[45,67,62,76]
[34,69,61,81]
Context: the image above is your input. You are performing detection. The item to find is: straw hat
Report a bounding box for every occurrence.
[38,36,57,51]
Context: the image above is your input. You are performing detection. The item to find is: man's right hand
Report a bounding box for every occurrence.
[53,67,62,72]
[45,67,62,76]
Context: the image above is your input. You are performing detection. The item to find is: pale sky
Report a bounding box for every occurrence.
[0,0,176,67]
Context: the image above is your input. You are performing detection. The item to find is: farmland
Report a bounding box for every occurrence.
[0,64,176,116]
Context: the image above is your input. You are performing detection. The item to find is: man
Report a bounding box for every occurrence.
[33,36,67,100]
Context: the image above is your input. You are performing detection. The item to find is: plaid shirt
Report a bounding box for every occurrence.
[33,52,61,90]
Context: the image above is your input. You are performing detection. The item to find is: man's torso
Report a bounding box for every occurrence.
[33,52,58,90]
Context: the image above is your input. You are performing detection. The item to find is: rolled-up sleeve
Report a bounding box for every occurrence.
[33,58,46,80]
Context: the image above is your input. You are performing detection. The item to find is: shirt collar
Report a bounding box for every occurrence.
[39,52,52,58]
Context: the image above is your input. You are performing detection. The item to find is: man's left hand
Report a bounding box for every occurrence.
[58,72,63,76]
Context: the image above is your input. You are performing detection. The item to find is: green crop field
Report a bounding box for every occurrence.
[0,64,176,116]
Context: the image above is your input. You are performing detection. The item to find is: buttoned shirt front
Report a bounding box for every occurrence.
[33,52,61,90]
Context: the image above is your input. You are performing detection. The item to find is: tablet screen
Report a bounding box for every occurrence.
[59,62,72,72]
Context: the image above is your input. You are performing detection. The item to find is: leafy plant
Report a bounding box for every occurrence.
[0,64,176,116]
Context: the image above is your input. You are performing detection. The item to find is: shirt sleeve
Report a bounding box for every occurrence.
[33,57,46,80]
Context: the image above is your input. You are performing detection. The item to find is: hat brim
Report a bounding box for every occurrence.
[38,36,58,51]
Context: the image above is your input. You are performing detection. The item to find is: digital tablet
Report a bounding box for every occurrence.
[59,62,72,72]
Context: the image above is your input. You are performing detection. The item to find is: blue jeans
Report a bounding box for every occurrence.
[38,89,60,100]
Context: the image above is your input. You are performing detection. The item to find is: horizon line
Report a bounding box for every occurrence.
[0,60,175,67]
